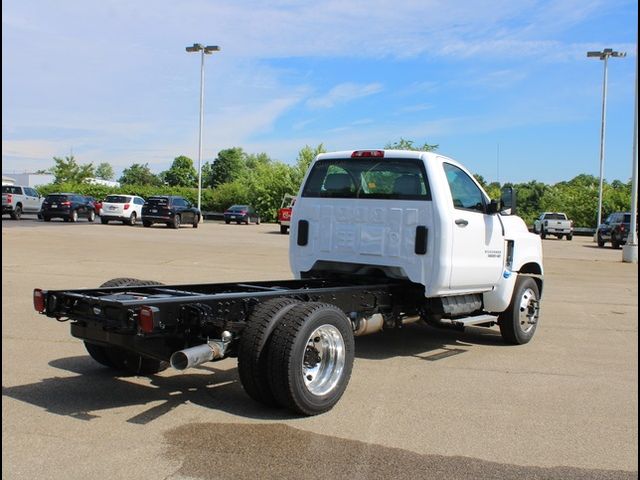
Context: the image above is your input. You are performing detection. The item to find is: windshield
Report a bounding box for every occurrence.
[147,197,169,206]
[545,213,567,220]
[302,158,431,200]
[104,195,131,204]
[2,186,21,194]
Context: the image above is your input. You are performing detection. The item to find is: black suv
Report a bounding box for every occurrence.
[40,193,96,222]
[141,195,200,229]
[596,212,633,249]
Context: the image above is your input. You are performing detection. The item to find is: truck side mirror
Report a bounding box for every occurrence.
[487,199,500,215]
[500,187,517,215]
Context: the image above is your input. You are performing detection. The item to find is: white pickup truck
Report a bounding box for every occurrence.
[533,212,573,240]
[2,185,44,219]
[35,149,544,415]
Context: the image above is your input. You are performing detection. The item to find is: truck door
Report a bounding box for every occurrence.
[443,163,504,290]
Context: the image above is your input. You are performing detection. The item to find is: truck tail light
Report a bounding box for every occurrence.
[34,289,46,312]
[6,194,12,203]
[124,204,130,210]
[61,201,71,206]
[138,306,159,333]
[620,224,626,232]
[352,150,384,158]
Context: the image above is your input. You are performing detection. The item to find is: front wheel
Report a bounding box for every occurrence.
[88,210,95,222]
[540,229,546,239]
[128,212,137,226]
[499,275,540,345]
[172,214,181,229]
[192,214,199,228]
[267,302,355,416]
[597,233,605,247]
[567,234,573,241]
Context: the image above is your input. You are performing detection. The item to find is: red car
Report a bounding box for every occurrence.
[277,194,295,234]
[84,196,103,216]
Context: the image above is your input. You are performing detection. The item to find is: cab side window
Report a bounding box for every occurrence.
[443,163,486,213]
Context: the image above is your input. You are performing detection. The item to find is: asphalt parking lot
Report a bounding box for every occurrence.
[2,218,638,479]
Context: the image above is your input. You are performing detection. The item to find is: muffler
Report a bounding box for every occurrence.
[170,336,230,370]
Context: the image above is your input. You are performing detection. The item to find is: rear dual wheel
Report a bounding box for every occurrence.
[238,300,355,416]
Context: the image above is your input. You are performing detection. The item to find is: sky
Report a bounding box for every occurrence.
[2,0,638,185]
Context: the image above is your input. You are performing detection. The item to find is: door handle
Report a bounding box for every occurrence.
[455,219,468,227]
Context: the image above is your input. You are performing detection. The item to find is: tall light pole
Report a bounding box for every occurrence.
[622,49,638,264]
[587,48,626,230]
[186,43,221,213]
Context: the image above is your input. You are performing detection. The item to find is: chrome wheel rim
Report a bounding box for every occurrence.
[517,288,539,333]
[302,324,345,396]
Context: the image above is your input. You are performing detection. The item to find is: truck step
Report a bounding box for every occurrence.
[447,314,498,327]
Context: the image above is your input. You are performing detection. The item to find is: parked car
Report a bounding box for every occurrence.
[533,212,573,240]
[224,205,260,225]
[101,194,146,225]
[277,194,295,234]
[141,195,200,229]
[40,193,96,222]
[596,212,633,249]
[84,196,103,216]
[2,185,43,219]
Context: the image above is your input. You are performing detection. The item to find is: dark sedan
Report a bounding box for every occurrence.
[224,205,260,225]
[40,193,96,222]
[141,195,200,229]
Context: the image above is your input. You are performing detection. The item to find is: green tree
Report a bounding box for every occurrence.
[385,138,439,151]
[160,156,198,187]
[50,155,95,184]
[119,163,162,186]
[95,162,115,180]
[209,148,248,188]
[246,152,271,170]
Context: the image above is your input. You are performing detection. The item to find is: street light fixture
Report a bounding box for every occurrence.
[186,43,221,214]
[587,48,626,230]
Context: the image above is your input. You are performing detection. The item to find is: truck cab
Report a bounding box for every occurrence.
[290,149,543,313]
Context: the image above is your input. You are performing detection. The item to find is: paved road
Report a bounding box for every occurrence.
[2,221,637,479]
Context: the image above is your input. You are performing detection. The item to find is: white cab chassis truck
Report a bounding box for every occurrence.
[34,149,543,416]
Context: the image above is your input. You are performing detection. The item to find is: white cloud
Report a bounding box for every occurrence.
[307,83,383,109]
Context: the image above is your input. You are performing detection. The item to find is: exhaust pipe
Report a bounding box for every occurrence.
[170,333,231,370]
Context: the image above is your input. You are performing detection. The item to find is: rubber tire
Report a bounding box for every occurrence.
[280,225,288,234]
[540,229,546,239]
[11,205,22,220]
[612,237,621,249]
[88,210,95,222]
[237,298,300,407]
[70,210,78,222]
[557,234,563,239]
[129,212,137,226]
[567,234,573,241]
[172,214,181,229]
[597,233,605,247]
[143,220,152,228]
[101,218,109,225]
[89,278,169,375]
[499,275,540,345]
[256,217,260,225]
[192,214,199,228]
[267,302,355,416]
[225,220,230,224]
[43,216,51,222]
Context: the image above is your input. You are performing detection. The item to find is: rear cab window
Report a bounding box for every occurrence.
[2,186,22,195]
[302,158,431,200]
